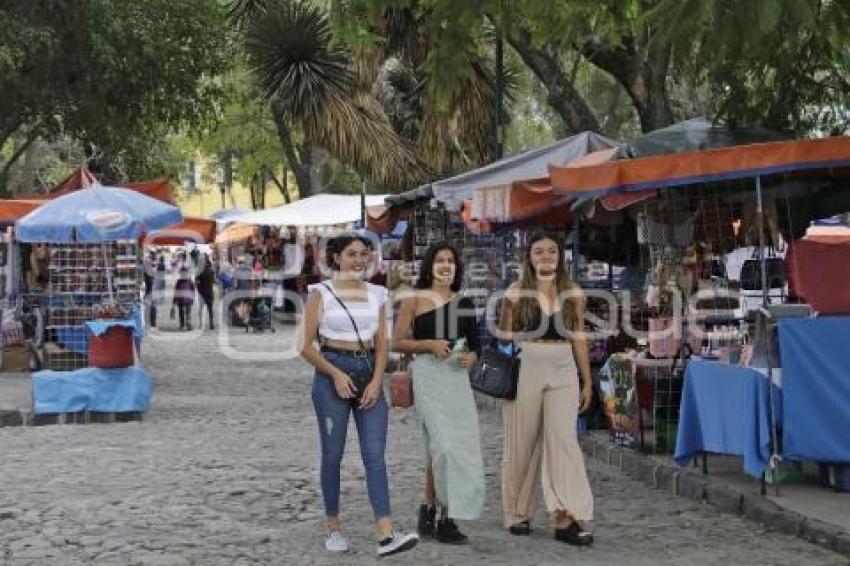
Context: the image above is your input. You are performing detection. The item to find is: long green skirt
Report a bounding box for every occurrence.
[410,342,485,520]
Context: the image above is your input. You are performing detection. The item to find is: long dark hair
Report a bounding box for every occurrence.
[512,230,577,332]
[415,241,463,292]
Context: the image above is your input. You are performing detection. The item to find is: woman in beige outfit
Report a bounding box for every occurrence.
[498,230,594,546]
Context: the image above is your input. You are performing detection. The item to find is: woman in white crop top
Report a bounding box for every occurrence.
[299,233,418,558]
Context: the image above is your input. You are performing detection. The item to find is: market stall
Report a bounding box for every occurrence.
[548,128,850,490]
[382,131,620,316]
[15,184,182,415]
[211,194,389,327]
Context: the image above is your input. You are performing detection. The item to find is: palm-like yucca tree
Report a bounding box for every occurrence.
[241,0,430,195]
[366,5,514,178]
[237,0,509,195]
[225,0,267,29]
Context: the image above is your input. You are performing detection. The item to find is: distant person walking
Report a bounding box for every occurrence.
[196,253,216,330]
[173,267,196,331]
[149,259,167,328]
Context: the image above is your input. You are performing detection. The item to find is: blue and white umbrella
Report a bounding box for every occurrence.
[16,184,183,243]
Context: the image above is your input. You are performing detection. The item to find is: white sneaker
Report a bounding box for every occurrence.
[377,531,419,557]
[325,530,349,553]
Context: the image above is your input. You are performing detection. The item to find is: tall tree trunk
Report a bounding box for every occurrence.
[0,113,24,151]
[304,142,329,195]
[266,166,291,203]
[0,129,39,197]
[271,98,313,198]
[581,36,675,133]
[506,29,601,134]
[249,173,259,210]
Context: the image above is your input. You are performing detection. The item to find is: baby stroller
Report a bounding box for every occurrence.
[244,296,274,333]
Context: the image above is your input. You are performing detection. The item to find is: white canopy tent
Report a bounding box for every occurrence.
[227,193,388,227]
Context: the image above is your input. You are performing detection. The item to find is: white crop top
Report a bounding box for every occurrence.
[309,282,388,342]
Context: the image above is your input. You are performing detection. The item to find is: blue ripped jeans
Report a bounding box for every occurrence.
[312,351,390,520]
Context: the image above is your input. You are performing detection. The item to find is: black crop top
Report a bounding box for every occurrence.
[412,296,481,353]
[539,312,567,341]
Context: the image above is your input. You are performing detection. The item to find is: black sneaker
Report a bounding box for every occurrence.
[377,531,419,557]
[435,518,469,545]
[418,504,436,538]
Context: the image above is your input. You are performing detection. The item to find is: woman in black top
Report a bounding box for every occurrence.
[393,241,485,545]
[498,230,594,546]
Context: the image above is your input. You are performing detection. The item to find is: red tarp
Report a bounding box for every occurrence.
[25,166,176,204]
[787,239,850,314]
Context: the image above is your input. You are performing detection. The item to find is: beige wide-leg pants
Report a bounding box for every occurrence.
[501,341,594,527]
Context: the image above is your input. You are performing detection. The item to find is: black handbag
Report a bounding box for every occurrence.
[469,344,521,400]
[321,283,374,401]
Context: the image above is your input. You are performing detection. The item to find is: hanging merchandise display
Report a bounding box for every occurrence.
[42,241,140,371]
[636,212,694,248]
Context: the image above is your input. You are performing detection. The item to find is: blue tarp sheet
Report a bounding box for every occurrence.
[85,311,143,339]
[674,361,775,477]
[32,366,154,414]
[779,317,850,463]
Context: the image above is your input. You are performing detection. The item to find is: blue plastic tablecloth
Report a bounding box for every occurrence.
[85,312,143,339]
[674,361,776,477]
[779,317,850,463]
[32,366,153,414]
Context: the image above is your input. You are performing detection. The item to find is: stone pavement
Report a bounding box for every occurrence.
[0,322,847,565]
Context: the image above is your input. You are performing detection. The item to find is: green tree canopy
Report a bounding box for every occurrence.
[0,0,229,192]
[333,0,850,137]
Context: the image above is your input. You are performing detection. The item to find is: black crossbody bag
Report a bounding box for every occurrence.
[321,283,374,400]
[469,342,521,400]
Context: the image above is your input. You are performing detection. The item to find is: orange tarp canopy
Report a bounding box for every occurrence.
[365,203,405,234]
[468,149,621,223]
[214,223,255,245]
[549,136,850,196]
[0,199,45,223]
[461,196,574,234]
[144,217,217,245]
[469,178,572,223]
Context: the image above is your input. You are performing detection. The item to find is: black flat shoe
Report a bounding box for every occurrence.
[435,518,469,545]
[555,522,593,546]
[509,521,531,536]
[418,504,436,538]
